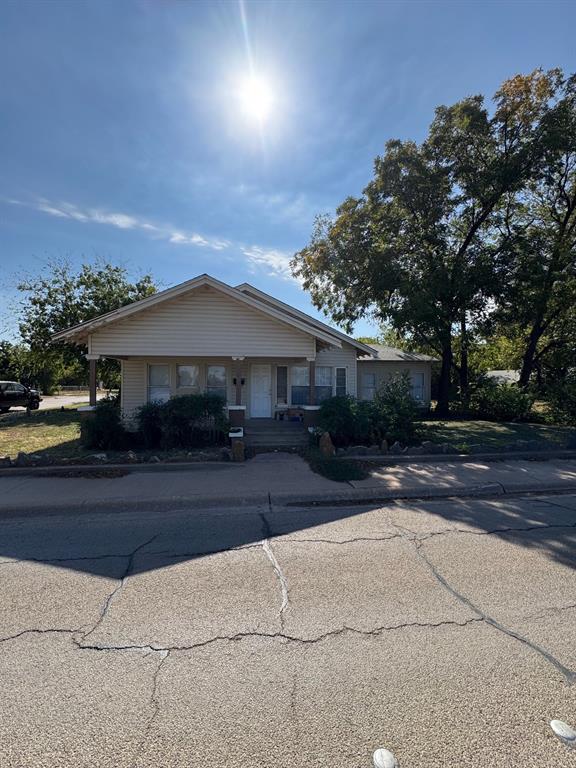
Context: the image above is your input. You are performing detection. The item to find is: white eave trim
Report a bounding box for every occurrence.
[52,274,341,348]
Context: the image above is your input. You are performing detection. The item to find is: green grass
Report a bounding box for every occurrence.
[0,408,86,459]
[418,419,576,453]
[306,449,369,482]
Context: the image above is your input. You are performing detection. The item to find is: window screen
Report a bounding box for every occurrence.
[410,372,425,402]
[207,365,227,401]
[315,366,333,403]
[335,367,347,397]
[291,366,310,405]
[177,365,200,389]
[148,365,171,403]
[362,372,377,401]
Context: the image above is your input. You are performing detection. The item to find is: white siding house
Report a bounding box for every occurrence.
[54,275,435,425]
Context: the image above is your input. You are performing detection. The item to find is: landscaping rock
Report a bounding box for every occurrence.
[231,440,245,462]
[366,446,381,456]
[389,441,403,454]
[380,439,389,454]
[336,447,347,457]
[148,455,161,463]
[350,445,369,456]
[319,431,335,458]
[15,452,31,467]
[406,445,425,455]
[0,456,11,467]
[125,450,137,463]
[220,447,232,462]
[421,440,443,454]
[441,443,460,455]
[89,453,108,462]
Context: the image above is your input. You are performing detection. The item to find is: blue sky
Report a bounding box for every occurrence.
[1,0,575,340]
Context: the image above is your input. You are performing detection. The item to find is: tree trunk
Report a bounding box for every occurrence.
[436,340,453,416]
[519,323,542,387]
[459,314,469,405]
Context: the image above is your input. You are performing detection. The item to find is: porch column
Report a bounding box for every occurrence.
[232,356,245,406]
[308,359,316,406]
[86,356,99,406]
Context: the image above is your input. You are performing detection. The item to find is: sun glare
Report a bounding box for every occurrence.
[238,75,274,123]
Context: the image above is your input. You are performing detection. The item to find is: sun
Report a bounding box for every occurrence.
[238,75,274,123]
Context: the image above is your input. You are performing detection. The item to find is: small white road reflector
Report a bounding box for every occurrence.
[373,747,399,767]
[551,719,576,748]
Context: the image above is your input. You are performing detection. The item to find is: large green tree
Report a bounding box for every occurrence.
[292,70,564,415]
[16,259,157,390]
[496,74,576,386]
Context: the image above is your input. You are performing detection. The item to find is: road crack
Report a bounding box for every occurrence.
[261,501,289,630]
[388,520,576,685]
[79,534,157,644]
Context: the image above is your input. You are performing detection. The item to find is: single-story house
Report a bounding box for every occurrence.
[53,274,435,426]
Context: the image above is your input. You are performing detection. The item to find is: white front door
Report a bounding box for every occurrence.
[251,364,272,417]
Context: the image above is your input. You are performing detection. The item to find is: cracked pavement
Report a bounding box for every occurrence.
[1,493,576,766]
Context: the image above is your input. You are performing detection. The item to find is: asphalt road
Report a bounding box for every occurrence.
[1,493,576,767]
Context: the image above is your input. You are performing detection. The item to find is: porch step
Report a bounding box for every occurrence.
[243,419,308,449]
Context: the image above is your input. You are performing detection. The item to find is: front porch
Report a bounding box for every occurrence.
[88,355,337,425]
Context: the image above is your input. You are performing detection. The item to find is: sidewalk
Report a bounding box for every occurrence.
[1,453,576,514]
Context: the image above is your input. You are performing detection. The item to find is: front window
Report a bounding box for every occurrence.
[410,372,425,402]
[315,366,333,403]
[362,372,377,401]
[148,364,171,403]
[291,366,309,405]
[335,367,347,397]
[207,365,227,401]
[177,364,200,390]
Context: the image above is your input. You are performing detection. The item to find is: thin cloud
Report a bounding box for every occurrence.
[241,245,296,281]
[4,196,295,280]
[7,197,229,251]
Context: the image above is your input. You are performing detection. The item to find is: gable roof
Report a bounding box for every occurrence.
[359,344,438,363]
[236,282,377,357]
[52,274,360,350]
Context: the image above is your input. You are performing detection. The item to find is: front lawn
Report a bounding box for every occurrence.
[0,408,86,459]
[419,419,575,453]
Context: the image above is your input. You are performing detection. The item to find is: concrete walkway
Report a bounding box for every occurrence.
[1,453,576,514]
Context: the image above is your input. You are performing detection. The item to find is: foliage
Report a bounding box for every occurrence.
[16,258,157,389]
[81,397,130,451]
[469,381,534,422]
[136,401,165,449]
[494,74,576,386]
[318,395,377,446]
[305,449,369,483]
[135,394,228,449]
[373,373,419,443]
[546,373,576,426]
[292,69,568,414]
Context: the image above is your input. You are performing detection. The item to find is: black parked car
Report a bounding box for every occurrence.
[0,381,42,413]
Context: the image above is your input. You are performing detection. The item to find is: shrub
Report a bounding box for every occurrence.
[546,373,576,426]
[318,396,378,446]
[469,381,534,422]
[135,393,229,449]
[318,396,356,446]
[136,401,164,448]
[81,396,130,450]
[373,373,418,444]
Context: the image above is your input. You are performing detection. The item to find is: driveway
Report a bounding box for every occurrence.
[1,493,576,767]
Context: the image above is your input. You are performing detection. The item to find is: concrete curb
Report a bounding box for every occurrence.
[1,482,575,518]
[342,449,576,464]
[1,449,576,477]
